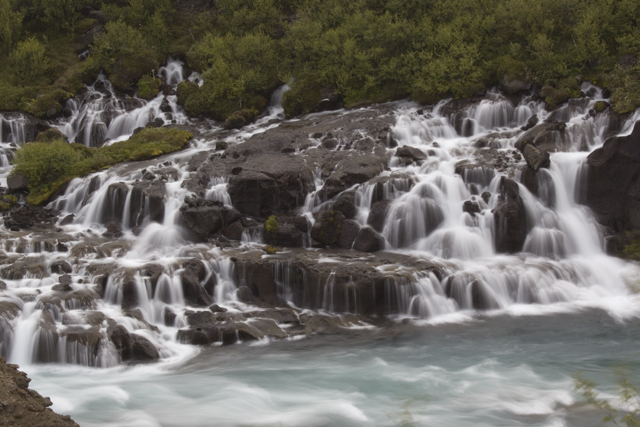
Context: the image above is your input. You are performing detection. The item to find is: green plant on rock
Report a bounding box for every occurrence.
[265,215,279,233]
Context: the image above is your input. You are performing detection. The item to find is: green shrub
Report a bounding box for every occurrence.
[11,37,49,84]
[35,128,69,143]
[265,215,279,233]
[609,63,640,114]
[91,20,159,92]
[12,140,86,191]
[136,75,161,99]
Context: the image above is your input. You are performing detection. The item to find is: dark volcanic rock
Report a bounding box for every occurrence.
[0,358,79,427]
[367,200,391,232]
[311,210,346,247]
[523,143,551,171]
[396,145,427,162]
[331,191,357,219]
[587,121,640,231]
[179,197,241,241]
[130,179,166,225]
[493,177,528,253]
[180,258,212,307]
[353,226,385,252]
[227,155,315,217]
[338,219,361,249]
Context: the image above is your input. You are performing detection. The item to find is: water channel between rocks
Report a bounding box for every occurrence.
[0,58,639,426]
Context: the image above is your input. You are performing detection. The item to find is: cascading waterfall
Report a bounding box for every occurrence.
[0,59,639,373]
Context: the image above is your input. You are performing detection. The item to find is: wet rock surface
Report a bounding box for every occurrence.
[587,121,640,232]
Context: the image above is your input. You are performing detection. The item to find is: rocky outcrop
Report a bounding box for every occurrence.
[493,177,528,253]
[586,121,640,232]
[515,121,568,153]
[129,179,166,226]
[0,358,79,427]
[310,210,346,247]
[232,248,441,315]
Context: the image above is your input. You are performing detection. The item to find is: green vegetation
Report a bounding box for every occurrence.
[0,0,639,120]
[265,215,279,234]
[575,369,640,426]
[136,75,161,100]
[265,245,277,255]
[0,195,18,211]
[11,127,192,205]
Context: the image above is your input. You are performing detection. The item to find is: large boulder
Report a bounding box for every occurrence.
[227,155,315,217]
[331,191,357,219]
[179,197,240,241]
[586,121,640,231]
[515,121,568,153]
[492,177,528,253]
[353,226,385,252]
[310,210,346,247]
[523,143,551,171]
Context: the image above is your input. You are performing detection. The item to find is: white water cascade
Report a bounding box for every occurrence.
[0,60,638,381]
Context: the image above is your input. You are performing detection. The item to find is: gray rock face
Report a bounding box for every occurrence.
[396,145,427,162]
[587,121,640,232]
[523,143,551,171]
[493,177,528,253]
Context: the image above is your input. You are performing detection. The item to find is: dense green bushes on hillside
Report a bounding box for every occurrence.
[0,0,639,120]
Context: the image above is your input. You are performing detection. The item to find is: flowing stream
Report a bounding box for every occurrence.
[0,59,639,426]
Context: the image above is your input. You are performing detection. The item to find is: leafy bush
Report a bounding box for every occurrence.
[0,0,24,56]
[136,75,161,99]
[91,20,159,92]
[12,127,192,205]
[10,37,49,84]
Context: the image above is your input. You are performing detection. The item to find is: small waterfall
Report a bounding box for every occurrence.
[158,57,185,86]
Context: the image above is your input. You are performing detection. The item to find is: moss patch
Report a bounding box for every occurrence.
[265,215,279,234]
[12,127,193,205]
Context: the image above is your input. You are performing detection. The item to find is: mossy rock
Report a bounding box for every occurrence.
[265,245,277,255]
[541,78,581,110]
[137,75,161,100]
[26,88,72,119]
[57,56,101,94]
[594,101,609,113]
[224,108,257,129]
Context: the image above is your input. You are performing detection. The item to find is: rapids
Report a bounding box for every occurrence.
[0,58,639,425]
